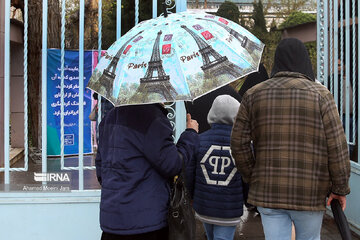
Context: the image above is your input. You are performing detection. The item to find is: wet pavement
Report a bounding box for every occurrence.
[1,155,360,239]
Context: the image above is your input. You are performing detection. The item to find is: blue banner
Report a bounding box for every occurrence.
[47,49,93,156]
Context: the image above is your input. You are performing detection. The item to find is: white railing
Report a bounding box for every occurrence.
[1,0,187,190]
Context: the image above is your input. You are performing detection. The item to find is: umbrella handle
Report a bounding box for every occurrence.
[162,2,168,18]
[161,0,175,18]
[330,199,352,240]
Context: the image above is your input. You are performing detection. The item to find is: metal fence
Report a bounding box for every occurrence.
[317,0,359,163]
[1,0,187,190]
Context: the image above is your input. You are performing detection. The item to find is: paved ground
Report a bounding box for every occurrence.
[1,156,360,240]
[195,204,360,240]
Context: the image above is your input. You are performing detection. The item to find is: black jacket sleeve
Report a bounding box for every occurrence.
[143,116,199,179]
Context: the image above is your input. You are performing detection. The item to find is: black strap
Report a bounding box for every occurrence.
[178,152,186,177]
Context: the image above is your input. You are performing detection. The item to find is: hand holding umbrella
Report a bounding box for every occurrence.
[186,113,199,133]
[327,193,346,211]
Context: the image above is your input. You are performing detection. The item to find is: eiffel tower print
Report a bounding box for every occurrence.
[135,30,177,101]
[180,25,243,79]
[99,30,143,97]
[197,18,262,55]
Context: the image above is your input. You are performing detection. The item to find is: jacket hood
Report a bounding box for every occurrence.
[239,63,269,100]
[207,95,240,126]
[271,38,315,81]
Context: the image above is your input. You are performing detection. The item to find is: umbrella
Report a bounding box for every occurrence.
[87,11,264,106]
[330,199,352,240]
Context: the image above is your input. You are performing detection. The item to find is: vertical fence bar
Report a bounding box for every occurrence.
[329,0,334,94]
[41,0,48,176]
[135,0,139,25]
[97,0,103,130]
[98,0,102,61]
[175,102,186,141]
[78,0,85,190]
[317,0,328,87]
[116,0,121,39]
[350,0,356,145]
[96,0,102,143]
[333,0,339,107]
[358,0,360,161]
[176,0,187,12]
[317,0,325,85]
[60,0,66,168]
[345,0,350,140]
[340,0,344,121]
[176,0,180,12]
[23,0,29,171]
[324,0,329,88]
[153,0,157,18]
[110,0,121,127]
[4,0,10,185]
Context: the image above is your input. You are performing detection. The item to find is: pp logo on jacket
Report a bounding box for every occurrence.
[200,145,237,186]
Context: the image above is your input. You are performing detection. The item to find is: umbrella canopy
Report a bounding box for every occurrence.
[87,11,264,106]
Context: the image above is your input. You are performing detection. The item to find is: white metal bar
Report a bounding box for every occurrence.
[153,0,157,18]
[340,0,344,120]
[98,0,102,59]
[78,0,85,190]
[4,0,10,185]
[317,0,324,84]
[96,0,103,140]
[0,167,33,172]
[329,0,333,94]
[358,0,360,161]
[59,166,96,171]
[23,0,29,171]
[116,0,121,39]
[345,0,350,140]
[350,0,357,145]
[333,0,339,107]
[323,0,329,88]
[175,102,186,142]
[176,0,187,12]
[60,0,66,168]
[350,0,356,145]
[41,0,48,176]
[97,97,102,124]
[135,0,139,25]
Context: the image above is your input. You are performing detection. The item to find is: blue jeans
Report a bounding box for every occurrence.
[203,223,236,240]
[257,207,324,240]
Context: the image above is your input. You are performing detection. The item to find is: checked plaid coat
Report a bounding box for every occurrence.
[231,72,351,211]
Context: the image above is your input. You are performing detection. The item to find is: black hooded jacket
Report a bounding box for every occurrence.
[239,63,269,101]
[271,38,315,81]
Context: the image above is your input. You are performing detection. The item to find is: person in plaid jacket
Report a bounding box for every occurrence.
[231,38,351,240]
